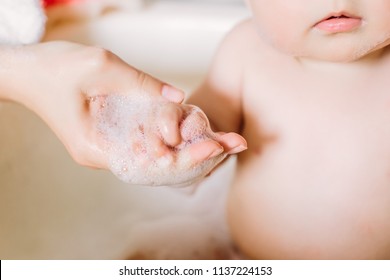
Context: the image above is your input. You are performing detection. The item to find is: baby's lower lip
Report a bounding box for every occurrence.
[315,17,362,33]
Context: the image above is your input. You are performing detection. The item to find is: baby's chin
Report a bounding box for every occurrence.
[284,40,390,64]
[297,52,365,64]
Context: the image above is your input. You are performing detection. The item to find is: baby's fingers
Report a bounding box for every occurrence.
[216,132,247,155]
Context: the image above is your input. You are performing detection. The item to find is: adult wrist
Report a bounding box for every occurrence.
[0,44,42,107]
[0,46,25,102]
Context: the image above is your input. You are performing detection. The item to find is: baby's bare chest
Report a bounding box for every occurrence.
[232,80,390,258]
[229,48,390,258]
[239,70,390,193]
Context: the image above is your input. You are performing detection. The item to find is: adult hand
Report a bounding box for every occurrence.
[0,41,185,169]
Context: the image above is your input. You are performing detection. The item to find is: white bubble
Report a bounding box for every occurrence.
[92,95,226,186]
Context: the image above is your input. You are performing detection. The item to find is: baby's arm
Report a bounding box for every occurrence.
[142,24,252,185]
[188,21,249,144]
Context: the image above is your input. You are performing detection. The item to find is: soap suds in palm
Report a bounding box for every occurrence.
[91,95,226,186]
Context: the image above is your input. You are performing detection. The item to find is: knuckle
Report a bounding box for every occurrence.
[135,71,148,91]
[86,47,116,70]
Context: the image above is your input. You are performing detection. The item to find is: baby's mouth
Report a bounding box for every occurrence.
[327,15,349,20]
[314,13,362,33]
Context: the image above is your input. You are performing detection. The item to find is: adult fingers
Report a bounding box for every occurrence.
[157,103,183,147]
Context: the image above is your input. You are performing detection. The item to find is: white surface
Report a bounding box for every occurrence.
[0,0,45,45]
[44,0,249,90]
[0,1,249,259]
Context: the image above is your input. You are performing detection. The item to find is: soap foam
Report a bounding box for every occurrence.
[92,94,226,186]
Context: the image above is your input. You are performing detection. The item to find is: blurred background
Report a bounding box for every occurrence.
[0,0,250,259]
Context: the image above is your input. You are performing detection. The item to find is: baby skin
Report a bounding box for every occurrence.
[186,0,390,259]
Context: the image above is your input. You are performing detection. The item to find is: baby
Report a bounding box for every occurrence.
[91,0,390,258]
[187,0,390,259]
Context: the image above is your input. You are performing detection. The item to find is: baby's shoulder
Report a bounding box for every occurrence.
[218,19,281,69]
[206,19,257,85]
[220,19,261,56]
[224,19,256,43]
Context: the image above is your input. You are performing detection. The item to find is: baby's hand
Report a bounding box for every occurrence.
[91,95,247,186]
